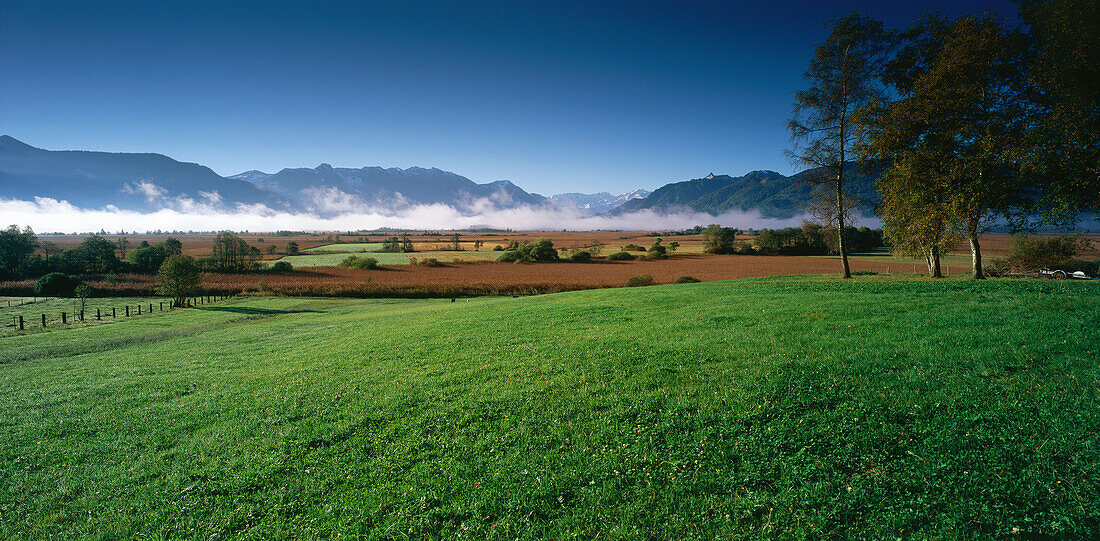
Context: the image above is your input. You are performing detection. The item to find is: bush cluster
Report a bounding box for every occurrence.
[625,274,655,287]
[339,256,380,270]
[497,238,559,263]
[607,251,635,261]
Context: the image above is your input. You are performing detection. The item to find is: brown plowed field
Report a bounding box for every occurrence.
[0,254,937,298]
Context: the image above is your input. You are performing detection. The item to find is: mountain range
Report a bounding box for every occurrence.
[0,136,873,219]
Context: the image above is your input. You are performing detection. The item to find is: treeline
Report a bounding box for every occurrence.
[788,1,1098,278]
[0,228,281,281]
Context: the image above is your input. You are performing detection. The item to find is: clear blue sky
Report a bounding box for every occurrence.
[0,0,1018,195]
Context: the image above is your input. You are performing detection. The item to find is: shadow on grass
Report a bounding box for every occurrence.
[198,306,322,316]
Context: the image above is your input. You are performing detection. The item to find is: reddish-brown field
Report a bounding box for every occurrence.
[11,231,1094,298]
[0,254,940,298]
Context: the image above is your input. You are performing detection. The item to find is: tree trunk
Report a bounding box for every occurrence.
[836,168,851,279]
[967,218,984,280]
[928,245,943,278]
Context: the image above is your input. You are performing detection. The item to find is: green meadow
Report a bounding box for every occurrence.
[1,276,1097,538]
[275,250,500,268]
[302,243,386,253]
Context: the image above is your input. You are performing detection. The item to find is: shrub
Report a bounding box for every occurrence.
[626,274,655,287]
[493,245,504,251]
[1006,234,1091,271]
[674,275,701,284]
[418,258,444,267]
[570,251,592,262]
[498,238,559,263]
[33,272,81,297]
[270,261,293,272]
[850,270,878,276]
[623,243,646,252]
[339,256,379,270]
[607,251,635,261]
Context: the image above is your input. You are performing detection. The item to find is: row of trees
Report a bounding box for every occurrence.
[789,1,1098,278]
[0,227,267,279]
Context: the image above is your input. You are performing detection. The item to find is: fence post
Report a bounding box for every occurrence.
[149,303,153,313]
[112,307,116,318]
[96,308,101,320]
[42,313,46,327]
[80,310,84,322]
[62,312,67,324]
[18,315,24,331]
[137,305,142,315]
[126,306,130,317]
[160,302,163,311]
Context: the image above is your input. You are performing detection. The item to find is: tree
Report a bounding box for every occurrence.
[74,235,120,273]
[667,241,679,253]
[497,238,560,263]
[874,13,1031,279]
[210,232,261,272]
[401,234,414,253]
[285,241,300,256]
[1017,0,1100,223]
[788,13,893,278]
[156,255,202,307]
[116,237,130,259]
[34,272,81,297]
[126,244,168,273]
[702,224,739,254]
[450,233,461,251]
[162,237,183,256]
[877,156,961,277]
[74,283,92,316]
[0,225,38,277]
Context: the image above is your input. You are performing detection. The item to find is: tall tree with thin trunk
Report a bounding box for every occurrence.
[788,13,893,279]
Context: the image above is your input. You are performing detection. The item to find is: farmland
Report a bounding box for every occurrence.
[1,276,1097,538]
[276,250,502,268]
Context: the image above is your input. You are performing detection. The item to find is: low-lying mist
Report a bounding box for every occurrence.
[1,196,832,233]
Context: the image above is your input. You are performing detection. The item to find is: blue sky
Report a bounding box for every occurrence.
[1,0,1018,195]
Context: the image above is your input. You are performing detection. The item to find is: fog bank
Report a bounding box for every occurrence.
[1,196,845,233]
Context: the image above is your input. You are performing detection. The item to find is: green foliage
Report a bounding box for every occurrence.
[647,238,668,259]
[607,251,635,261]
[339,256,380,270]
[156,255,203,307]
[0,278,1098,537]
[209,232,262,272]
[269,261,294,272]
[569,251,592,262]
[285,241,300,256]
[126,244,168,273]
[379,237,403,253]
[32,272,81,297]
[416,258,444,267]
[72,235,120,274]
[674,275,701,284]
[0,224,38,277]
[622,243,646,252]
[162,237,183,255]
[625,273,655,287]
[702,224,739,254]
[498,238,559,263]
[1006,234,1092,271]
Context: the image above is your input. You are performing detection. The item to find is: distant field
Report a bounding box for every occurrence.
[274,250,502,268]
[302,243,385,253]
[1,276,1097,538]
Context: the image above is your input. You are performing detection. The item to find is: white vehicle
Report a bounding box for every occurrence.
[1039,268,1095,280]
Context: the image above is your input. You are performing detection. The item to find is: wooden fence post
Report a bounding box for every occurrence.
[96,308,101,320]
[112,307,116,318]
[160,302,163,311]
[42,313,46,327]
[61,312,67,324]
[149,303,153,313]
[126,306,130,317]
[80,310,84,322]
[18,315,24,331]
[137,305,141,315]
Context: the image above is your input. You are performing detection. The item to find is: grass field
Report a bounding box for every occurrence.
[275,250,503,268]
[0,295,179,335]
[302,243,386,253]
[1,276,1097,538]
